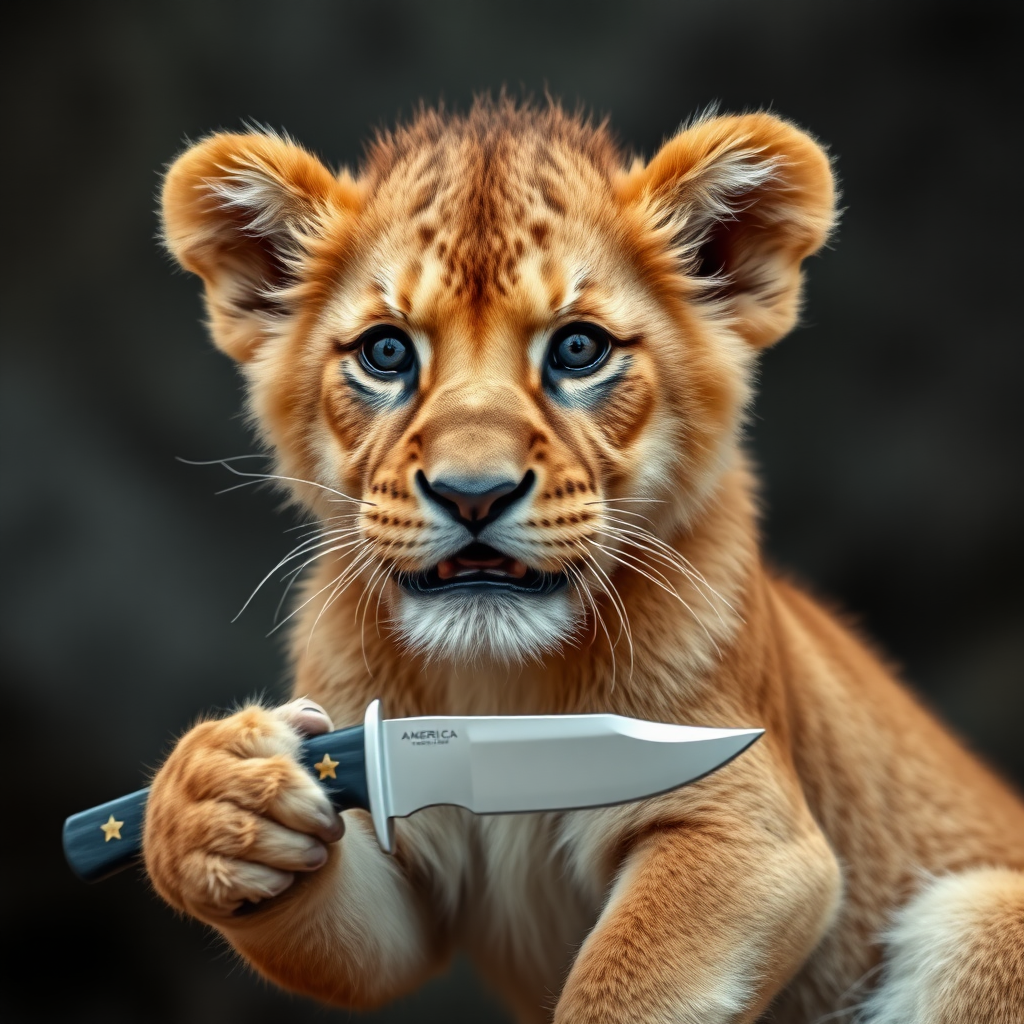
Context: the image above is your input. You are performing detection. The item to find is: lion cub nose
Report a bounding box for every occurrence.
[417,470,535,531]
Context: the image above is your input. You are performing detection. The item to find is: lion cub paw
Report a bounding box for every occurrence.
[143,699,344,921]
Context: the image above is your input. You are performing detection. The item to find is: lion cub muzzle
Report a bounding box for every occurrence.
[369,382,586,658]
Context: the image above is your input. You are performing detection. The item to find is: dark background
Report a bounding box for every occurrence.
[2,1,1021,1021]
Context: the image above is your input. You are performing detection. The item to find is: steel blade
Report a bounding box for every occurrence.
[378,712,762,827]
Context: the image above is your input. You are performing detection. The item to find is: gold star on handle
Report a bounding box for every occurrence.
[100,815,124,842]
[314,754,339,780]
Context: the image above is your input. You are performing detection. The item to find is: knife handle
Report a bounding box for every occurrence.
[62,723,369,883]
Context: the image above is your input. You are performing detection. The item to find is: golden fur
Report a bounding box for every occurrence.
[144,99,1024,1022]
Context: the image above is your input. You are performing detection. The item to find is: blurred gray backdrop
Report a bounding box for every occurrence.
[2,1,1021,1021]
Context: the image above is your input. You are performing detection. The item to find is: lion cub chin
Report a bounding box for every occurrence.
[142,99,1024,1023]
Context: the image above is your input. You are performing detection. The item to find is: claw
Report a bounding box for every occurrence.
[276,697,335,736]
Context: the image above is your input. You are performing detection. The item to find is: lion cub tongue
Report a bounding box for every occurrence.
[437,555,529,580]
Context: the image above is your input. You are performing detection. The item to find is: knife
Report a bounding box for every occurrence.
[63,699,763,883]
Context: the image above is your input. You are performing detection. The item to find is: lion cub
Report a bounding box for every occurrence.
[144,100,1024,1023]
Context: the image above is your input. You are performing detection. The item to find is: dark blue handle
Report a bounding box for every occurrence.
[62,724,368,883]
[62,788,150,883]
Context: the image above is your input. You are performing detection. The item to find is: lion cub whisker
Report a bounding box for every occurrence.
[260,542,375,639]
[573,542,635,684]
[591,539,723,658]
[190,458,374,507]
[564,561,617,689]
[593,509,737,613]
[597,520,735,623]
[235,531,367,624]
[304,544,380,651]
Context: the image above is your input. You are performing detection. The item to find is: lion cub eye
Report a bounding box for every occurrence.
[358,326,415,375]
[548,323,611,372]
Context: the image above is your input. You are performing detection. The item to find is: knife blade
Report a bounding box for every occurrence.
[62,699,763,883]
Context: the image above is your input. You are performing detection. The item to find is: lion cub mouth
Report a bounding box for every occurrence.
[400,542,568,595]
[437,543,529,581]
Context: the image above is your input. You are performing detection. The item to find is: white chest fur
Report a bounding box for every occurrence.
[399,806,599,1015]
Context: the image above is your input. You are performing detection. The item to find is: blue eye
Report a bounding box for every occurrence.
[359,327,415,375]
[549,323,611,372]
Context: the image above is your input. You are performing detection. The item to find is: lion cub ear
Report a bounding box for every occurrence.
[618,112,836,348]
[161,131,360,361]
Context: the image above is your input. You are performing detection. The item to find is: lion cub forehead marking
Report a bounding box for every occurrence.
[363,112,618,319]
[413,176,558,313]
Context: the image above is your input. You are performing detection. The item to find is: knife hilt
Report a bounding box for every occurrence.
[63,722,371,883]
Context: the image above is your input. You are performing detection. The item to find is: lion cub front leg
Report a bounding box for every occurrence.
[555,817,841,1024]
[143,700,439,1007]
[143,700,343,920]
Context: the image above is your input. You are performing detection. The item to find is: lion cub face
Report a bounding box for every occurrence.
[162,102,834,663]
